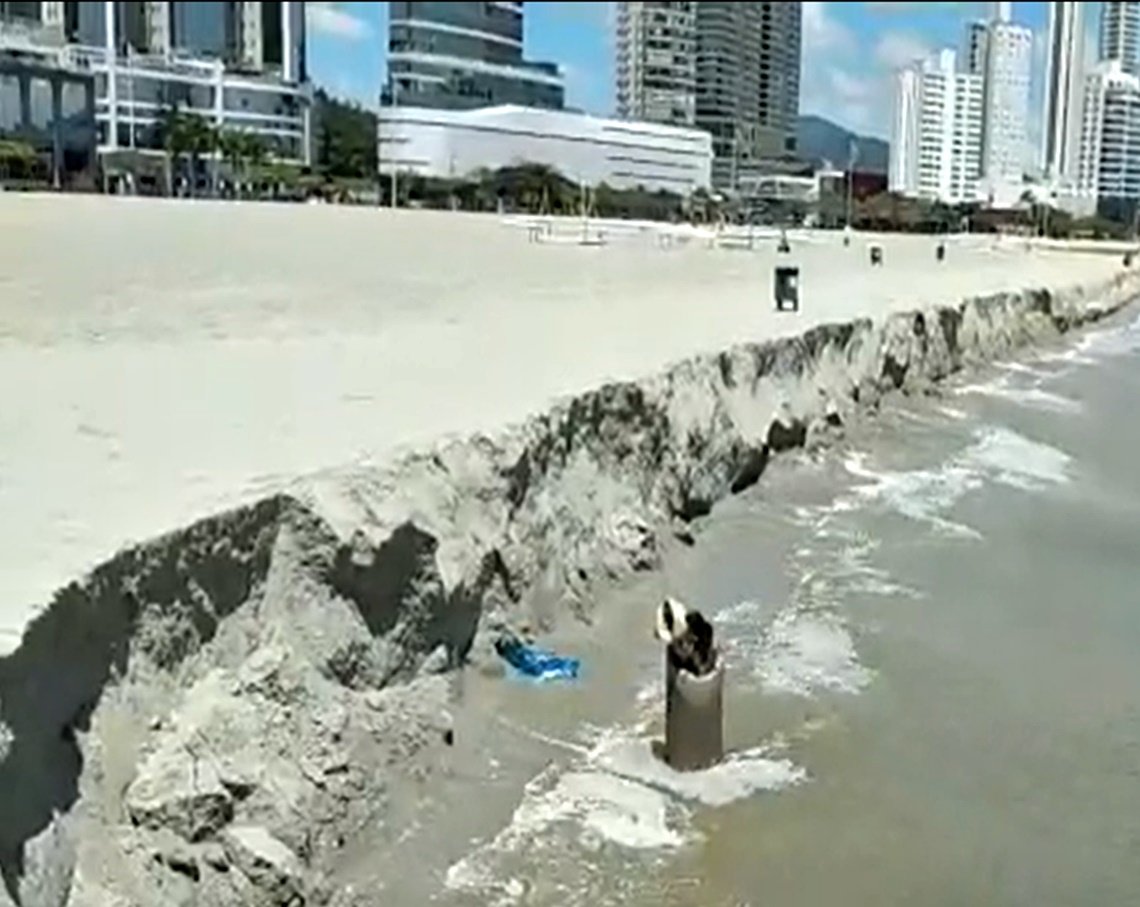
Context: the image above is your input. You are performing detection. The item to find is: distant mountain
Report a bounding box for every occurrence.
[797,115,889,174]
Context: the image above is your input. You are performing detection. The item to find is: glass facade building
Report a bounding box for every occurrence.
[21,2,312,164]
[171,1,239,62]
[0,49,97,184]
[386,1,563,110]
[695,1,802,191]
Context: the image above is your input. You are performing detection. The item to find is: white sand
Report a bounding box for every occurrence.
[0,194,1121,649]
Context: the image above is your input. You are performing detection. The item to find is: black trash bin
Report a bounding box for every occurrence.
[936,242,946,261]
[870,245,883,266]
[774,266,800,312]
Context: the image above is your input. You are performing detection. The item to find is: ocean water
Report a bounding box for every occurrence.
[364,311,1140,907]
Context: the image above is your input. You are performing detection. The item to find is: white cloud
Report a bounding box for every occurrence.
[864,1,977,12]
[803,19,918,138]
[803,4,985,140]
[827,67,879,133]
[802,1,855,55]
[800,2,861,129]
[874,31,931,70]
[307,2,372,42]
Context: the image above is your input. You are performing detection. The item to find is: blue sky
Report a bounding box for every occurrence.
[307,2,1084,145]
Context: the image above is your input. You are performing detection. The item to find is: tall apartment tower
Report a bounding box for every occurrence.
[615,1,696,127]
[693,1,801,191]
[615,0,801,191]
[385,1,563,110]
[1100,2,1140,74]
[760,0,802,155]
[980,18,1032,197]
[963,21,989,75]
[1042,1,1085,180]
[889,49,984,204]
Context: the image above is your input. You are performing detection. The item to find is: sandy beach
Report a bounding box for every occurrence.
[0,193,1124,647]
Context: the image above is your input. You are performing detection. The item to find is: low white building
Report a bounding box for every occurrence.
[377,104,712,194]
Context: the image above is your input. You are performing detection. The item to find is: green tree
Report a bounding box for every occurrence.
[241,133,269,195]
[313,89,377,180]
[217,129,246,196]
[156,106,191,196]
[0,139,39,182]
[182,113,217,197]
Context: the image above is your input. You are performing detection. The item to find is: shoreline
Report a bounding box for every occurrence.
[0,263,1138,905]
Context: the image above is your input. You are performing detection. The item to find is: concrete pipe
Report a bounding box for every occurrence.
[664,653,724,771]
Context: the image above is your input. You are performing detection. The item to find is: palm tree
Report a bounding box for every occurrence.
[240,133,268,196]
[217,129,246,198]
[181,113,216,198]
[156,106,191,196]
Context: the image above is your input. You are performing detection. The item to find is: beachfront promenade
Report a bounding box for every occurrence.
[0,194,1123,647]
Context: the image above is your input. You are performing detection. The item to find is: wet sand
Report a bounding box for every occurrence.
[397,313,1140,907]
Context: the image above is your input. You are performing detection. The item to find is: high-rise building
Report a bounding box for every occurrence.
[759,0,801,156]
[385,1,563,110]
[239,1,303,79]
[1077,60,1140,221]
[615,0,801,192]
[979,19,1031,200]
[1041,1,1085,181]
[963,21,989,75]
[615,1,696,128]
[990,1,1011,23]
[889,49,983,204]
[1100,2,1140,75]
[693,1,801,191]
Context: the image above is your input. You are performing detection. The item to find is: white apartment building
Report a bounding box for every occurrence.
[377,104,712,194]
[1100,1,1140,75]
[980,20,1032,203]
[894,12,1030,209]
[615,1,696,128]
[889,50,983,204]
[1078,61,1140,221]
[1041,1,1085,182]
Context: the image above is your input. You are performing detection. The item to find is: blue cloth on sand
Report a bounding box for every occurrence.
[494,634,580,681]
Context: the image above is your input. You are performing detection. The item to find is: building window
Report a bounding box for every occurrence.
[29,77,53,130]
[0,74,20,131]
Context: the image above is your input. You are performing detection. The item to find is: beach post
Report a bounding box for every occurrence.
[664,653,725,771]
[774,266,800,312]
[936,242,946,261]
